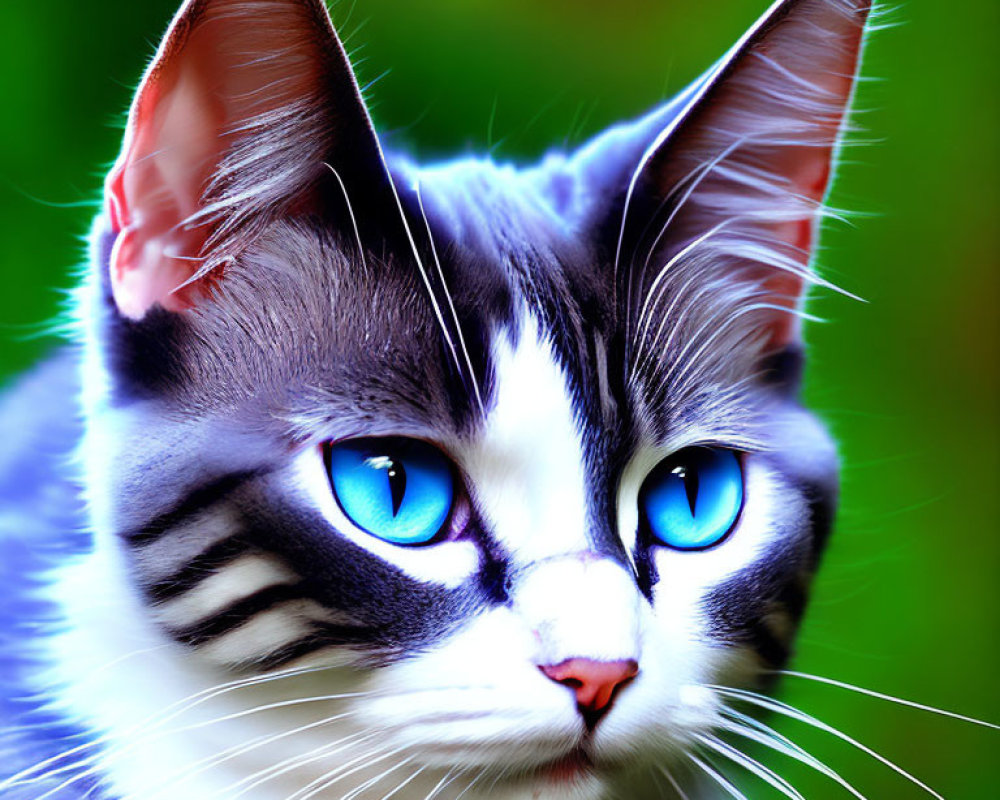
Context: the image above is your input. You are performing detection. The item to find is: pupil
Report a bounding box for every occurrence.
[672,462,699,515]
[385,459,407,516]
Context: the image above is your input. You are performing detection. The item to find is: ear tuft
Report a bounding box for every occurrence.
[616,0,870,358]
[105,0,385,319]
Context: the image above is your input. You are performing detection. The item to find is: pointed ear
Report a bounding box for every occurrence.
[106,0,389,319]
[612,0,870,352]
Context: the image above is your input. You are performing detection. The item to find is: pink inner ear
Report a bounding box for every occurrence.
[633,0,870,351]
[104,0,346,320]
[106,40,223,318]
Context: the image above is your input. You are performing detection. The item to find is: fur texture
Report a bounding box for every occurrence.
[0,1,871,798]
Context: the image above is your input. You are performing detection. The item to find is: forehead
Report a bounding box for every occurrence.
[133,155,724,464]
[414,157,622,434]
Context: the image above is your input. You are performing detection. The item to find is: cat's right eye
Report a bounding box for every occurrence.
[324,437,455,546]
[639,447,744,551]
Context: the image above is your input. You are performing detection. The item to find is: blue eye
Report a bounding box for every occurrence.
[325,438,455,546]
[640,448,744,550]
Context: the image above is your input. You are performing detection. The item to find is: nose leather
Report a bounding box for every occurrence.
[539,657,639,720]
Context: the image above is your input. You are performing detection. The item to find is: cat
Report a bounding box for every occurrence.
[0,0,875,798]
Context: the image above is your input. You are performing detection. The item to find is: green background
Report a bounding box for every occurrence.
[0,1,996,796]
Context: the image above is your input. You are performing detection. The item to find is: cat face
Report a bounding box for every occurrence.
[72,0,868,796]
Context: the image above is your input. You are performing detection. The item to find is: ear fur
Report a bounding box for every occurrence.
[612,0,870,353]
[105,0,388,319]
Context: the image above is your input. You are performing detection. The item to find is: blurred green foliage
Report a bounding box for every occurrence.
[0,1,996,797]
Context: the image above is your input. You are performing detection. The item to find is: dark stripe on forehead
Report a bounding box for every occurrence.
[506,250,642,567]
[123,470,262,546]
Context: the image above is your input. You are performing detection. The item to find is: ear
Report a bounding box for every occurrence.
[105,0,390,319]
[608,0,870,352]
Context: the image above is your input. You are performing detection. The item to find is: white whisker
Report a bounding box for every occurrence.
[335,754,415,800]
[634,137,751,315]
[323,163,368,272]
[664,299,812,398]
[289,744,409,800]
[659,764,692,800]
[416,181,485,416]
[718,708,867,800]
[18,684,368,798]
[423,767,459,800]
[777,670,1000,731]
[632,219,736,365]
[695,732,804,800]
[228,730,379,799]
[0,663,343,792]
[452,767,488,800]
[687,753,749,800]
[712,685,946,800]
[651,296,766,400]
[125,711,366,800]
[381,764,426,800]
[376,160,466,399]
[630,261,708,382]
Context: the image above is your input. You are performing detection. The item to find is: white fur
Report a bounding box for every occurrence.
[453,314,591,564]
[513,555,642,665]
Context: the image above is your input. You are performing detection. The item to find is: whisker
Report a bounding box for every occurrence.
[452,767,488,800]
[711,685,945,800]
[282,747,387,800]
[0,662,340,790]
[423,767,460,800]
[483,762,515,797]
[613,67,725,326]
[661,298,818,404]
[631,219,735,368]
[718,708,867,800]
[687,752,749,800]
[329,753,415,800]
[228,729,379,799]
[416,181,485,416]
[376,161,467,404]
[649,296,768,400]
[17,686,368,798]
[695,732,805,800]
[630,261,718,383]
[634,137,752,321]
[323,163,367,272]
[121,710,365,800]
[381,764,426,800]
[658,764,693,800]
[289,744,409,800]
[776,670,1000,731]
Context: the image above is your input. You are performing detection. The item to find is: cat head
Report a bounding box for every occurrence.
[81,0,868,793]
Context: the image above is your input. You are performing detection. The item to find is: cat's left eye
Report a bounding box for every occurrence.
[639,447,744,550]
[325,437,455,546]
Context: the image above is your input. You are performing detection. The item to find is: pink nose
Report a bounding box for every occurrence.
[539,658,639,719]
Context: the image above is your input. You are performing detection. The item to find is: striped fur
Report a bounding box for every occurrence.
[0,1,871,798]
